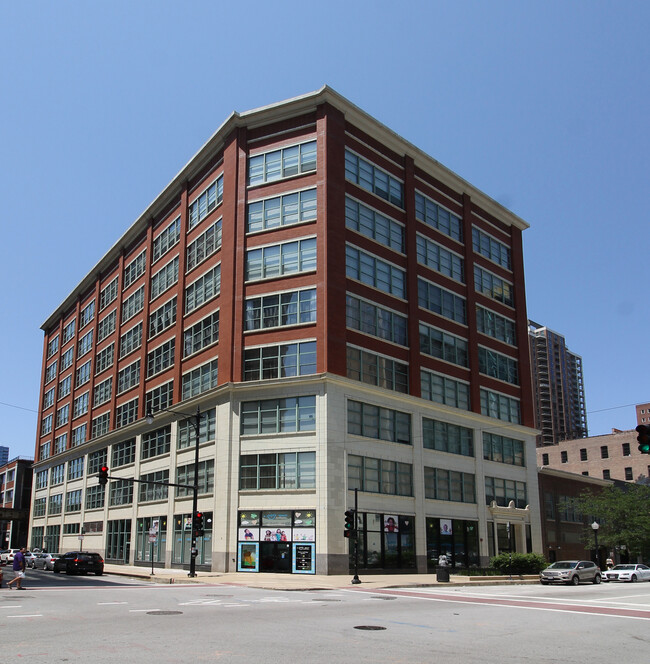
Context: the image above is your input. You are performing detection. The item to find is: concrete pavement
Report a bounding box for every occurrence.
[102,563,539,590]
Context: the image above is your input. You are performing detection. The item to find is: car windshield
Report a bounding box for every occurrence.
[612,565,635,570]
[548,562,577,569]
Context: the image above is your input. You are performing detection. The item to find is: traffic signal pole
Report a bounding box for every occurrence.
[352,487,360,585]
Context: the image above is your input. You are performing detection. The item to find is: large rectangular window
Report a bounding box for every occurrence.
[345,196,404,251]
[182,360,218,400]
[176,460,215,496]
[139,470,169,502]
[78,330,93,358]
[478,347,519,385]
[472,227,511,270]
[97,310,116,343]
[421,370,470,410]
[183,311,219,357]
[141,426,171,460]
[485,476,527,508]
[346,295,407,346]
[476,306,517,345]
[185,265,220,314]
[112,438,136,467]
[117,360,140,394]
[145,381,173,415]
[187,219,222,270]
[177,409,216,450]
[346,245,405,298]
[119,322,142,358]
[248,188,317,232]
[91,412,110,438]
[248,140,316,186]
[418,278,466,324]
[415,191,462,241]
[423,418,474,457]
[346,346,408,393]
[419,323,468,366]
[474,266,513,306]
[153,216,181,263]
[147,339,175,377]
[245,288,316,331]
[424,467,476,503]
[239,452,315,490]
[246,238,316,281]
[345,149,403,207]
[347,400,411,444]
[123,251,146,289]
[243,341,316,381]
[416,234,464,282]
[122,285,145,322]
[85,484,105,510]
[347,455,412,496]
[483,432,525,466]
[115,398,139,428]
[95,344,115,375]
[241,396,316,435]
[188,176,224,230]
[480,388,520,424]
[150,256,179,300]
[149,298,177,338]
[109,479,133,507]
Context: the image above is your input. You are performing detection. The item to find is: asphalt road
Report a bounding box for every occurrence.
[2,569,650,663]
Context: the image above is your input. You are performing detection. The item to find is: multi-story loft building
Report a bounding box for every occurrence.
[31,86,541,575]
[636,402,650,425]
[529,322,587,446]
[0,446,9,466]
[1,457,33,549]
[538,428,650,485]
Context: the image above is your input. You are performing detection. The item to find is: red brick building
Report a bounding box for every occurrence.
[31,87,541,574]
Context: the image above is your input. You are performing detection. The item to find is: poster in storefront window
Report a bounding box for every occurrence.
[292,542,315,574]
[238,527,260,541]
[238,542,259,572]
[261,511,292,527]
[261,527,291,542]
[239,512,260,527]
[440,519,453,536]
[384,515,399,533]
[292,528,315,542]
[293,510,316,527]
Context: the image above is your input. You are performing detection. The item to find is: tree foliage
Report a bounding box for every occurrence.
[573,484,650,560]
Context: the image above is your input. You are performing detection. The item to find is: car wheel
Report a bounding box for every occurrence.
[593,574,601,584]
[631,574,638,583]
[95,571,103,576]
[540,581,549,585]
[571,575,580,586]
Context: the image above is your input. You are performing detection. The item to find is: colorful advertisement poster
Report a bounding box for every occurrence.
[440,519,453,535]
[292,543,315,574]
[238,527,260,542]
[238,542,259,572]
[293,511,316,527]
[384,515,399,533]
[260,527,291,542]
[292,528,316,542]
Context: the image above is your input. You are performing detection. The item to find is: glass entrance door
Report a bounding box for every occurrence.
[260,542,292,572]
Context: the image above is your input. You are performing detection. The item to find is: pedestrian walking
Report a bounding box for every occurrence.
[7,547,26,589]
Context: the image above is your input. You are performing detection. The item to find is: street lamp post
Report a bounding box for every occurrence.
[591,521,600,568]
[146,404,202,578]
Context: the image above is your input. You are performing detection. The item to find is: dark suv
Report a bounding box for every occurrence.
[53,552,104,575]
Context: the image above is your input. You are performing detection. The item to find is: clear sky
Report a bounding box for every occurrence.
[1,1,647,460]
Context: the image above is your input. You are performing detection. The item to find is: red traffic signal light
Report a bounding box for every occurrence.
[193,512,205,535]
[636,425,650,454]
[344,509,356,538]
[98,466,109,486]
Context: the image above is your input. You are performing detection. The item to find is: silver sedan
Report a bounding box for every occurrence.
[604,564,650,582]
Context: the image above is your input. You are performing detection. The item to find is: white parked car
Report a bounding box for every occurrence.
[604,564,650,583]
[32,553,60,570]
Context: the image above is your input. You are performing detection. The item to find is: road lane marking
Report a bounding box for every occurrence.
[97,601,128,605]
[8,614,43,618]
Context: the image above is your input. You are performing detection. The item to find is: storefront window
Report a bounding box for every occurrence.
[426,518,479,569]
[134,516,167,564]
[172,512,212,566]
[351,512,416,571]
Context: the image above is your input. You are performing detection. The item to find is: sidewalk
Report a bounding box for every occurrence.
[103,563,539,591]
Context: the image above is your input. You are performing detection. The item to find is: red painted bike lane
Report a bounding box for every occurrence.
[351,587,650,620]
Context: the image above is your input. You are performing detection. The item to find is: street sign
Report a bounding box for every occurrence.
[78,535,85,541]
[148,535,157,543]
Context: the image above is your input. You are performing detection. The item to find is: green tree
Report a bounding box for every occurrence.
[573,484,650,560]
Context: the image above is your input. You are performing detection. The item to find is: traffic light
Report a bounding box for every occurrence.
[193,511,205,536]
[636,425,650,454]
[344,509,356,538]
[98,466,109,486]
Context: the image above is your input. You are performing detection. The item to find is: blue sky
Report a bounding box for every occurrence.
[1,1,647,459]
